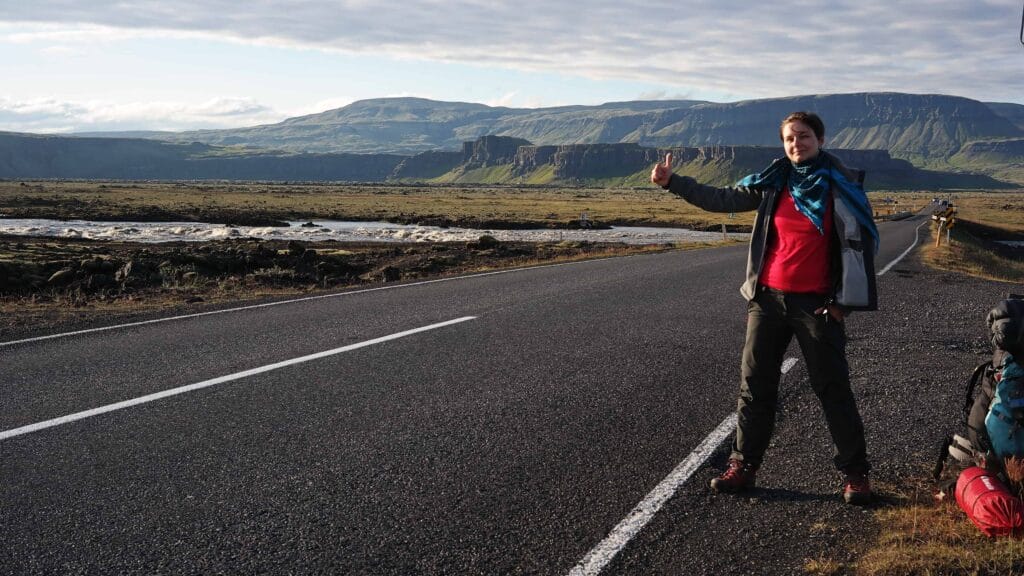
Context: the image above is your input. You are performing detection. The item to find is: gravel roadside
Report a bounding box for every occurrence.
[606,250,1016,575]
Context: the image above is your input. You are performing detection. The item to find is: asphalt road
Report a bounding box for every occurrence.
[0,211,1002,575]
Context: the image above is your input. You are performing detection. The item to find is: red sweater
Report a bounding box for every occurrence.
[760,187,832,294]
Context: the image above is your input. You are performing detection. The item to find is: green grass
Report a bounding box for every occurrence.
[922,221,1024,284]
[918,191,1024,284]
[523,164,557,185]
[853,477,1024,575]
[431,164,516,184]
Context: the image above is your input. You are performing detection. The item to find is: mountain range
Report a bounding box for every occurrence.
[146,93,1024,160]
[3,92,1023,187]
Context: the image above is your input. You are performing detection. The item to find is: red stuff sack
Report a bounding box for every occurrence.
[955,466,1024,537]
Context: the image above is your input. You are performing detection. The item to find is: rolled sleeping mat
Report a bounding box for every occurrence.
[956,466,1024,538]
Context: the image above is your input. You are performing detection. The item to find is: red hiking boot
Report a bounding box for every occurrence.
[843,472,872,505]
[710,458,757,493]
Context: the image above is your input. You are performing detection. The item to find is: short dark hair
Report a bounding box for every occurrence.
[779,112,825,141]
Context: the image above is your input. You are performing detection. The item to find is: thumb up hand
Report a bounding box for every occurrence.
[651,152,673,187]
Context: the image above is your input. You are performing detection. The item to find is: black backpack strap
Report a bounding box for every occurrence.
[963,361,993,424]
[933,435,953,482]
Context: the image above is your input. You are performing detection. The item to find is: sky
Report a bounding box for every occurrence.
[1,0,1023,133]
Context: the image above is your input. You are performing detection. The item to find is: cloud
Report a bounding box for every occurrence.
[0,96,285,132]
[484,92,520,108]
[1,1,1022,106]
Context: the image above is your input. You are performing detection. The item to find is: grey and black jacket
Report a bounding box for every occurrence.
[664,152,877,311]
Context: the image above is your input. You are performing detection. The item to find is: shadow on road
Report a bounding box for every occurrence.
[744,487,844,504]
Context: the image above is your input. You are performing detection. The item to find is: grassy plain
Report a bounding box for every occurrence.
[0,180,749,229]
[0,180,954,230]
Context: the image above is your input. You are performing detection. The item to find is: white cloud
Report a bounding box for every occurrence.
[1,0,1022,115]
[38,44,79,56]
[484,92,520,108]
[0,96,286,133]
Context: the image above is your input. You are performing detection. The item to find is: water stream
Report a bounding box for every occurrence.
[0,218,748,245]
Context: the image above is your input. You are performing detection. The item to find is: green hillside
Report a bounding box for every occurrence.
[985,102,1024,131]
[142,94,1024,166]
[948,138,1024,183]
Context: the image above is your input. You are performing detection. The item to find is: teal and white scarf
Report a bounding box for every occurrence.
[737,151,879,252]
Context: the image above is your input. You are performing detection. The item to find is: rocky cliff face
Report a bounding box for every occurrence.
[0,131,1009,190]
[511,142,916,182]
[514,143,659,179]
[461,135,532,168]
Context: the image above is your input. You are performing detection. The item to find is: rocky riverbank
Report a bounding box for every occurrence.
[0,234,671,339]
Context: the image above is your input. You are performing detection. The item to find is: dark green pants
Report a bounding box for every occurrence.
[731,287,870,473]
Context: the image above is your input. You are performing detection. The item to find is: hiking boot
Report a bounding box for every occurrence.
[843,472,872,505]
[710,458,757,493]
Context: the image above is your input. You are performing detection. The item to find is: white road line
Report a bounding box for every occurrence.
[567,356,800,576]
[0,316,476,442]
[877,218,930,277]
[568,413,739,576]
[780,357,798,374]
[0,256,625,348]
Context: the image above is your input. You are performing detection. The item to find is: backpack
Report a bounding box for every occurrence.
[988,297,1024,359]
[935,296,1024,485]
[986,355,1024,461]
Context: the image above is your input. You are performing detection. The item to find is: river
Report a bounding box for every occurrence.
[0,218,749,245]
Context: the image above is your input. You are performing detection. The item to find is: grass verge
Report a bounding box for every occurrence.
[801,474,1024,575]
[919,191,1024,284]
[921,221,1024,284]
[852,476,1024,575]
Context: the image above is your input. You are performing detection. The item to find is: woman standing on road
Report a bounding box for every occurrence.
[650,112,879,504]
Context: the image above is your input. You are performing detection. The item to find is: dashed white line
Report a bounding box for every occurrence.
[568,413,738,576]
[567,356,800,576]
[0,316,476,442]
[780,357,798,374]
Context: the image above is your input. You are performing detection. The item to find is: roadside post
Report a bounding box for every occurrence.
[931,205,957,247]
